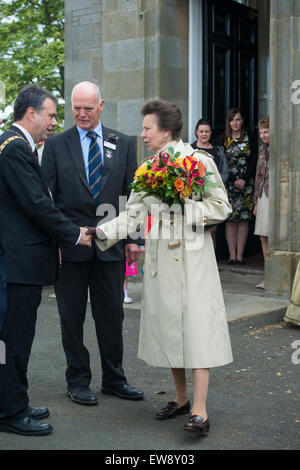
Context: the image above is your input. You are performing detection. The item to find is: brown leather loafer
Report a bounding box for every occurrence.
[156,401,190,420]
[184,415,210,434]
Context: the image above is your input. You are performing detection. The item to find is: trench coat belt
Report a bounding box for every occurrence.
[148,217,182,277]
[149,237,159,277]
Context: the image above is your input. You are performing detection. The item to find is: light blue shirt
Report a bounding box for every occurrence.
[77,122,104,182]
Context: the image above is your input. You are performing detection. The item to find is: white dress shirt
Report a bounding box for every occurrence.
[12,123,36,152]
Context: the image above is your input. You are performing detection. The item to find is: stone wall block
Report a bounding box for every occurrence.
[103,38,144,73]
[117,99,144,135]
[103,0,118,12]
[161,1,189,39]
[65,0,94,11]
[103,10,141,42]
[265,251,293,298]
[103,70,144,100]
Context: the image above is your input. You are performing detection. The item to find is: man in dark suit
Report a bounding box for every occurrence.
[41,81,143,405]
[0,85,92,436]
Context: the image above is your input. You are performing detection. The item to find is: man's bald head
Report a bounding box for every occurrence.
[71,81,104,131]
[71,81,102,104]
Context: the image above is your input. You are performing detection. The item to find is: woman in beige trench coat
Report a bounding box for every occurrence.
[91,100,233,435]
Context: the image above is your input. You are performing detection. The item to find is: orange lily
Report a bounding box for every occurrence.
[198,160,206,177]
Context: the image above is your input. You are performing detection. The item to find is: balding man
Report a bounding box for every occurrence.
[41,81,144,405]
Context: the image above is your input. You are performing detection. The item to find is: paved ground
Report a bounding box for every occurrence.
[124,265,289,321]
[1,266,299,452]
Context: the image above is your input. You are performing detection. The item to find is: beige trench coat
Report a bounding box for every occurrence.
[96,140,233,368]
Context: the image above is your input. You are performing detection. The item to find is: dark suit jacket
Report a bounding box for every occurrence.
[41,125,138,262]
[0,126,80,285]
[0,241,6,332]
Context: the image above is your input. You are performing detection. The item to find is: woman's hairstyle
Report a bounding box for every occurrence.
[14,84,58,121]
[195,118,212,138]
[258,116,269,130]
[225,108,245,141]
[141,100,183,140]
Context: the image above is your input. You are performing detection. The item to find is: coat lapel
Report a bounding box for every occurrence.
[100,126,117,194]
[9,126,51,195]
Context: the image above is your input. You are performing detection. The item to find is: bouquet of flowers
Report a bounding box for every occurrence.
[129,147,218,207]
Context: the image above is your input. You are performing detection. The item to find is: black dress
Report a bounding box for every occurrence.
[222,133,258,222]
[191,142,229,184]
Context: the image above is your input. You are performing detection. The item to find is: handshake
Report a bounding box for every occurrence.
[78,226,100,247]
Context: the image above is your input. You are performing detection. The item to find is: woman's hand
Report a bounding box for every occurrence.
[253,204,257,216]
[85,227,97,237]
[85,227,107,241]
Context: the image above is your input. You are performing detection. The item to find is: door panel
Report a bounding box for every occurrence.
[212,44,233,129]
[203,0,258,135]
[212,6,231,36]
[238,51,256,129]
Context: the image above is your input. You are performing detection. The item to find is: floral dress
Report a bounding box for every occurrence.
[224,134,254,222]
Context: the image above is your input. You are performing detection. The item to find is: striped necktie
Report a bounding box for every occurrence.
[87,130,103,207]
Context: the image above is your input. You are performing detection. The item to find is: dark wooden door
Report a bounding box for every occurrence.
[203,0,258,137]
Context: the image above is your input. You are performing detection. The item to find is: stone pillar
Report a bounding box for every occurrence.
[237,0,270,118]
[266,0,300,304]
[65,0,189,162]
[64,0,104,128]
[101,0,189,162]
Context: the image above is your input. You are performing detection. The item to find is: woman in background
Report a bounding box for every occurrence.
[192,118,229,184]
[253,117,270,289]
[192,118,229,250]
[223,108,257,265]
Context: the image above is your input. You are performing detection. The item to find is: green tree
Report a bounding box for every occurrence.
[0,0,64,127]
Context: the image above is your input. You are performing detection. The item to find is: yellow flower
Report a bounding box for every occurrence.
[134,163,148,180]
[154,170,165,180]
[225,138,233,148]
[175,157,184,168]
[175,156,197,171]
[181,184,192,198]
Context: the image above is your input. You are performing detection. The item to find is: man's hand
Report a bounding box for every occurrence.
[125,244,140,264]
[78,227,92,247]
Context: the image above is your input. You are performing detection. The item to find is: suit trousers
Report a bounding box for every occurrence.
[0,248,6,333]
[0,283,42,424]
[54,255,126,389]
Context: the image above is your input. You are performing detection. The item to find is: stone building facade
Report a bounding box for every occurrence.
[65,0,300,300]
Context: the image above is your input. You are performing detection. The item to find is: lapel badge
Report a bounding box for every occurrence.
[105,148,113,159]
[104,133,119,159]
